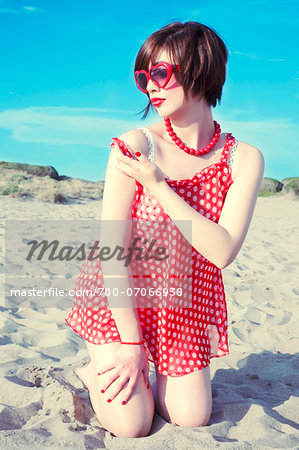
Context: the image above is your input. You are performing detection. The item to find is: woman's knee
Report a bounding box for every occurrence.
[171,402,212,428]
[156,365,212,428]
[96,381,155,438]
[112,418,152,438]
[109,403,154,438]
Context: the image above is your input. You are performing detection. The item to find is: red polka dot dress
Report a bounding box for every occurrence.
[65,127,238,377]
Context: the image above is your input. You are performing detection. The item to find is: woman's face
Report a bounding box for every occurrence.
[147,49,186,118]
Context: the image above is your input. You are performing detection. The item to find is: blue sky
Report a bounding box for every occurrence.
[0,0,298,182]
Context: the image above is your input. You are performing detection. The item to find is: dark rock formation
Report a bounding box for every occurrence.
[0,161,60,180]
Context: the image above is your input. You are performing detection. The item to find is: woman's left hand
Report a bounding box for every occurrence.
[113,142,166,190]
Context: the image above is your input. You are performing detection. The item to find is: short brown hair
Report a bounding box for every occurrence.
[134,21,229,119]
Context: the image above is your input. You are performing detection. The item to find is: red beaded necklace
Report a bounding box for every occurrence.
[164,118,221,156]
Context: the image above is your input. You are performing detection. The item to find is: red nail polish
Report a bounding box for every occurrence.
[135,151,141,157]
[98,372,101,375]
[107,398,112,403]
[147,382,150,389]
[101,389,105,393]
[122,400,126,405]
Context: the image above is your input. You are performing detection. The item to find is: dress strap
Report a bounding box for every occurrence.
[227,139,238,172]
[137,127,155,163]
[220,133,238,172]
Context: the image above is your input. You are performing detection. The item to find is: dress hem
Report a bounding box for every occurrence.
[65,318,229,377]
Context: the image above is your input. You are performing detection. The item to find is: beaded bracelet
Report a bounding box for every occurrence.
[120,339,145,345]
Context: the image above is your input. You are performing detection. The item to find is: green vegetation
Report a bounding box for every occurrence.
[258,191,277,197]
[0,161,105,203]
[282,177,299,182]
[10,174,28,184]
[1,182,19,195]
[285,180,298,190]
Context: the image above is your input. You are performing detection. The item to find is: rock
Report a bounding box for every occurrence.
[260,178,282,193]
[58,175,72,181]
[0,161,60,180]
[281,177,299,196]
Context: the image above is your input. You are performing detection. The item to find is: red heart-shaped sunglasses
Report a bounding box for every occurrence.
[135,62,181,93]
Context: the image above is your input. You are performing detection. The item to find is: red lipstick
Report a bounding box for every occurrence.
[151,98,165,107]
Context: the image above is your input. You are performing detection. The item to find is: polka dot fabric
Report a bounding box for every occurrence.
[65,131,236,377]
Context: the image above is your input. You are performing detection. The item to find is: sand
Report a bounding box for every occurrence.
[0,194,298,449]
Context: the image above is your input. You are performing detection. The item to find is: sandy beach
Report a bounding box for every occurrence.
[0,193,298,448]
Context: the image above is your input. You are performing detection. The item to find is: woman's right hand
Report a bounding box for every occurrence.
[97,343,150,404]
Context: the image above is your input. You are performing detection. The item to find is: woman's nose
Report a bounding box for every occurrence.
[146,77,159,94]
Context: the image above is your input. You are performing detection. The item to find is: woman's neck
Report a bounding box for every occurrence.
[166,99,216,150]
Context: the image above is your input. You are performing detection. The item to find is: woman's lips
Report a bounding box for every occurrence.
[151,98,165,106]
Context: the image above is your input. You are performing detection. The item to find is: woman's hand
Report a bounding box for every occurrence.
[113,142,166,190]
[97,344,150,404]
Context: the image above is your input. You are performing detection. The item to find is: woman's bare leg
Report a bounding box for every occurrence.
[154,365,212,427]
[76,341,155,438]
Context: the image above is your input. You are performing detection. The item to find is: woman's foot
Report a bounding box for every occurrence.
[75,361,93,390]
[75,361,104,426]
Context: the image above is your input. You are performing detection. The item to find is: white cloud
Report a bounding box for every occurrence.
[0,106,297,177]
[22,6,43,12]
[0,106,143,146]
[0,2,44,14]
[216,114,298,176]
[232,51,287,63]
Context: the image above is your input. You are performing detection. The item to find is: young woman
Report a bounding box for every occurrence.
[65,21,264,438]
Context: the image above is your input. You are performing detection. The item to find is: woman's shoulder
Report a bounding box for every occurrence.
[117,121,163,157]
[233,139,265,179]
[115,129,148,158]
[236,140,264,163]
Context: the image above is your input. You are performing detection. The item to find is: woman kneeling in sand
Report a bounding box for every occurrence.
[65,20,264,438]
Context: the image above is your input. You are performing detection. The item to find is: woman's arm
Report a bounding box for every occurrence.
[148,142,265,269]
[100,129,150,342]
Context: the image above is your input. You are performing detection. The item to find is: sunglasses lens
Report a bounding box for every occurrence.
[150,66,168,87]
[136,73,148,91]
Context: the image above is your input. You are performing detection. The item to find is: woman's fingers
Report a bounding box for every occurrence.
[100,371,122,395]
[116,161,135,179]
[113,140,138,161]
[97,362,115,376]
[143,366,150,390]
[134,151,148,164]
[142,358,150,389]
[121,372,139,405]
[111,138,136,159]
[103,376,129,402]
[102,369,150,403]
